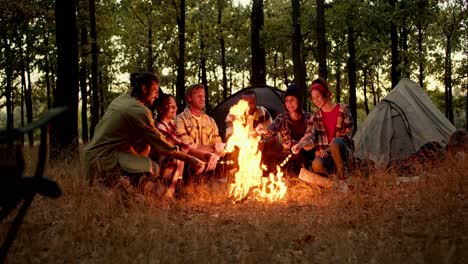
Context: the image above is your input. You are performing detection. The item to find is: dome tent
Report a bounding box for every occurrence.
[210,85,285,141]
[353,78,456,168]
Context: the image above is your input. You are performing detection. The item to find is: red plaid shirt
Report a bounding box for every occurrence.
[267,111,312,150]
[300,103,354,152]
[155,118,191,152]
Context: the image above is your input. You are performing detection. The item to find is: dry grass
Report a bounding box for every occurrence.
[1,151,467,264]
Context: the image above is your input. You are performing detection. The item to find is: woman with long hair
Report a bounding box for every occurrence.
[292,77,355,180]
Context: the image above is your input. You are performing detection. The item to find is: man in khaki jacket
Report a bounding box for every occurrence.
[84,73,204,190]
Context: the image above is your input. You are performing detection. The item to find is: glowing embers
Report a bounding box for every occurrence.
[226,100,287,202]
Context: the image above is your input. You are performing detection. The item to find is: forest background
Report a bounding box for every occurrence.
[0,0,466,158]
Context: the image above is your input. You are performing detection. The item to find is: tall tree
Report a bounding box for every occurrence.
[78,0,89,142]
[89,0,99,138]
[389,0,401,88]
[440,2,466,124]
[413,0,437,90]
[3,37,14,131]
[175,0,186,110]
[291,0,307,106]
[200,30,210,111]
[25,31,34,146]
[347,24,357,132]
[51,0,79,157]
[218,0,228,99]
[250,0,266,85]
[316,0,327,80]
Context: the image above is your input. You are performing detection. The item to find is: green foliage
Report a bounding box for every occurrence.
[0,0,467,131]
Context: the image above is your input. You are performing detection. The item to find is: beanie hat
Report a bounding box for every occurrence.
[284,84,302,111]
[284,84,301,100]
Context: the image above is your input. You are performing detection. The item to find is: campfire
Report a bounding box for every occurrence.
[225,100,287,202]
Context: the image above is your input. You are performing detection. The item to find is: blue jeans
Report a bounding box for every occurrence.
[311,138,353,180]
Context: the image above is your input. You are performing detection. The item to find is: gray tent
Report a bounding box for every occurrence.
[354,78,456,168]
[210,85,285,141]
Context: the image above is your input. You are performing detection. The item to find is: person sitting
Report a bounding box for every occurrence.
[175,83,225,182]
[225,90,272,140]
[153,94,218,197]
[257,84,313,175]
[83,72,205,194]
[224,90,272,176]
[292,77,355,181]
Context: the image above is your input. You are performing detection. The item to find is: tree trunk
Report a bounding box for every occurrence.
[363,69,369,115]
[80,21,89,143]
[370,71,377,106]
[24,55,34,147]
[444,37,453,123]
[51,0,80,158]
[20,65,26,144]
[316,0,327,80]
[200,33,210,112]
[4,37,14,131]
[335,63,341,103]
[417,26,424,89]
[175,0,186,110]
[389,0,400,89]
[89,0,99,139]
[43,28,52,109]
[400,23,409,78]
[99,71,105,116]
[229,67,232,95]
[282,53,289,88]
[147,22,153,72]
[25,35,34,147]
[347,26,357,133]
[292,0,307,107]
[218,0,228,99]
[376,70,382,103]
[273,51,278,87]
[250,0,266,85]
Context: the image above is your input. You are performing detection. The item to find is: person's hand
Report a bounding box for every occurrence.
[255,124,268,135]
[214,142,226,156]
[205,153,219,172]
[291,142,303,154]
[188,156,205,175]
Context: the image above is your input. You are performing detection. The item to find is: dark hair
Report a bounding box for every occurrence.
[154,93,175,110]
[130,72,160,98]
[185,83,205,103]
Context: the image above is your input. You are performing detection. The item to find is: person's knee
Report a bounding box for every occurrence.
[312,158,327,174]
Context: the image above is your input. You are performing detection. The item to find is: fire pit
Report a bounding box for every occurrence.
[225,100,287,202]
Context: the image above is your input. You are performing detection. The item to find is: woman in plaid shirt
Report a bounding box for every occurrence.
[292,78,354,180]
[154,94,218,197]
[257,84,314,174]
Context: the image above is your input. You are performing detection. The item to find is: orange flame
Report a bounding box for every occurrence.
[226,100,287,202]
